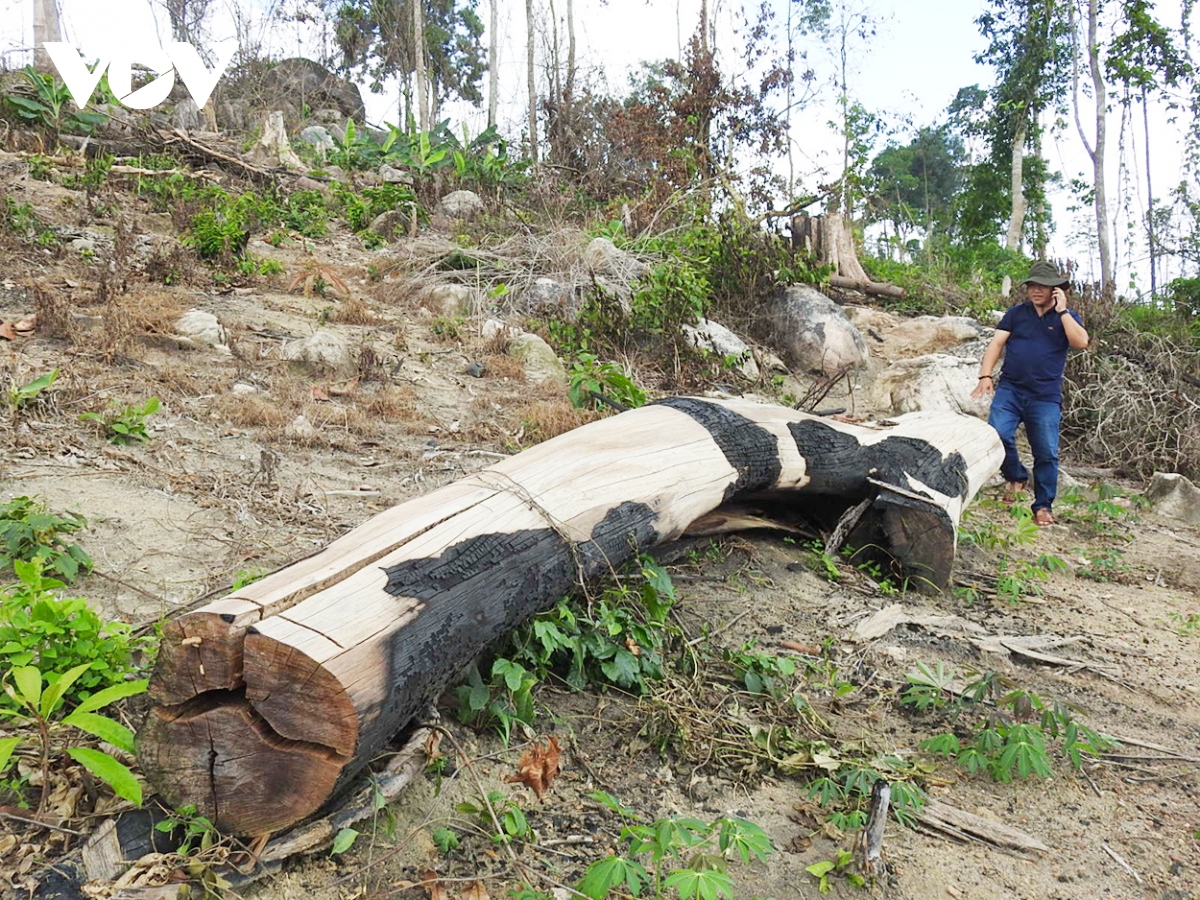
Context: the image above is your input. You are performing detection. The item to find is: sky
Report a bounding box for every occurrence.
[0,0,1194,292]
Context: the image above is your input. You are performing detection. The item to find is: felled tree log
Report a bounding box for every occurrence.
[792,214,905,298]
[828,274,907,299]
[137,398,1002,835]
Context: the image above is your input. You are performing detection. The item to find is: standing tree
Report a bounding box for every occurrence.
[487,0,498,127]
[526,0,538,161]
[867,124,966,250]
[32,0,62,70]
[1071,0,1113,291]
[327,0,485,131]
[1105,0,1192,298]
[974,0,1072,256]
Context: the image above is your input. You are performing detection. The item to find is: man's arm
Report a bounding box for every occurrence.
[970,330,1010,399]
[1054,287,1090,349]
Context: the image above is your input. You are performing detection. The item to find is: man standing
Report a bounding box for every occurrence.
[971,261,1090,526]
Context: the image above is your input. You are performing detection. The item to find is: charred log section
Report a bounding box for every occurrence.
[138,398,1002,835]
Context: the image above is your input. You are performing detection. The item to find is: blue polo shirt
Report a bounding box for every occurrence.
[996,301,1083,404]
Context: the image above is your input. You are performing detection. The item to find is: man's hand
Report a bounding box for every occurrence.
[970,376,994,399]
[1052,287,1068,313]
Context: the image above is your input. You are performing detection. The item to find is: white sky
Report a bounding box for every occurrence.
[0,0,1194,292]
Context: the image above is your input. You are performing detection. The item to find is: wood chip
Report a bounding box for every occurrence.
[915,799,1049,855]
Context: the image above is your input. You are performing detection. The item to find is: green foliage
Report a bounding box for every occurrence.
[805,849,865,893]
[802,754,926,830]
[231,568,267,590]
[1056,484,1142,537]
[0,496,90,582]
[80,397,161,445]
[335,182,418,233]
[506,556,676,694]
[330,827,360,855]
[1,197,51,243]
[911,668,1115,781]
[1075,546,1129,583]
[0,560,148,703]
[630,262,708,338]
[568,354,647,410]
[5,370,58,412]
[431,826,460,854]
[455,658,537,745]
[1169,611,1200,635]
[154,804,219,854]
[4,66,109,135]
[578,794,772,900]
[0,662,147,805]
[456,791,533,844]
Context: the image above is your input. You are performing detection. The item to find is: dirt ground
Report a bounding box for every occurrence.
[1,147,1199,900]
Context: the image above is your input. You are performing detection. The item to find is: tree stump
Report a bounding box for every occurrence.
[137,398,1002,835]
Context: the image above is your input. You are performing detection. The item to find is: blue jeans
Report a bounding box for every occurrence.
[987,383,1061,512]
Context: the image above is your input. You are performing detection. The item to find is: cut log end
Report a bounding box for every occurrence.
[150,613,247,705]
[138,695,348,835]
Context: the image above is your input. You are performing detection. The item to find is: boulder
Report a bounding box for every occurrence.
[520,277,571,313]
[682,318,759,381]
[508,333,566,385]
[262,58,366,123]
[884,316,983,360]
[869,354,990,419]
[369,209,412,241]
[171,99,202,131]
[482,318,516,343]
[281,330,355,375]
[423,284,478,319]
[584,237,649,279]
[437,190,485,220]
[175,310,228,350]
[761,285,867,375]
[299,125,336,154]
[1145,472,1200,525]
[378,165,414,185]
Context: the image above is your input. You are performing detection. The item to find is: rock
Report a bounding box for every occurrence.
[171,98,202,131]
[298,125,335,153]
[508,332,566,384]
[1146,472,1200,525]
[869,354,990,418]
[482,318,516,343]
[437,190,485,220]
[286,414,318,442]
[368,209,412,241]
[231,383,258,394]
[520,277,571,313]
[175,310,228,349]
[761,285,867,375]
[262,58,366,123]
[323,165,351,184]
[465,361,486,378]
[282,330,355,375]
[71,238,96,254]
[682,318,760,381]
[423,284,478,319]
[843,306,900,333]
[584,237,649,279]
[884,316,983,359]
[378,164,413,185]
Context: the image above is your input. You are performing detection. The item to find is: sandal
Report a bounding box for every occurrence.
[1003,481,1028,504]
[1033,509,1055,527]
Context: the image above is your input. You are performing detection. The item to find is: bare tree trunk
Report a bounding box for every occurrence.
[413,0,430,133]
[526,0,538,162]
[565,0,575,101]
[33,0,62,70]
[1005,120,1027,253]
[487,0,498,128]
[1142,85,1156,299]
[1086,0,1111,291]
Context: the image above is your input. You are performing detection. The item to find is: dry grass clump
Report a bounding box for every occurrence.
[332,297,377,325]
[119,288,189,336]
[513,398,599,443]
[209,392,294,429]
[33,281,75,340]
[479,353,525,380]
[360,385,420,421]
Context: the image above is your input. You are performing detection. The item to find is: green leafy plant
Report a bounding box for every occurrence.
[568,353,647,410]
[578,792,773,900]
[805,849,865,893]
[1169,611,1200,635]
[80,397,161,444]
[506,556,676,694]
[1,197,49,241]
[0,496,91,582]
[5,66,109,136]
[0,662,147,808]
[455,658,537,744]
[0,559,148,700]
[431,826,460,854]
[155,803,219,855]
[1075,546,1130,583]
[5,370,58,411]
[456,790,533,845]
[231,568,267,590]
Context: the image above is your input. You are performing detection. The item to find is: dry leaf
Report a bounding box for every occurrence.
[462,881,491,900]
[13,314,36,333]
[416,868,449,900]
[424,730,444,763]
[310,385,331,402]
[0,321,17,341]
[504,737,562,800]
[330,377,360,397]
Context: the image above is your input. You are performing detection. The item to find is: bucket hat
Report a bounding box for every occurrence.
[1023,260,1070,288]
